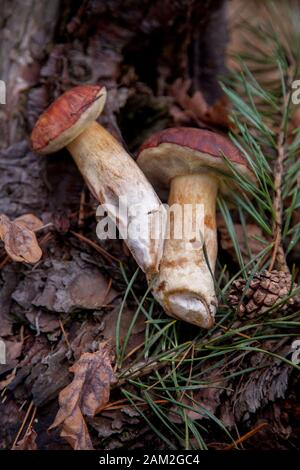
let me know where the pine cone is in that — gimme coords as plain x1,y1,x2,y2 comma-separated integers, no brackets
228,270,296,317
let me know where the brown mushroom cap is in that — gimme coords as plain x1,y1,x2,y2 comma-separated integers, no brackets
137,127,255,197
31,85,107,155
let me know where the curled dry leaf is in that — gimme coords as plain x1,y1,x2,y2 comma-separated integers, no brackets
169,78,231,129
0,214,42,264
13,428,38,450
14,213,44,232
49,343,116,450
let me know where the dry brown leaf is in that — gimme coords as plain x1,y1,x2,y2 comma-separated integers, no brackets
56,406,93,450
0,214,42,264
13,428,38,450
15,213,44,232
169,78,231,129
50,343,116,450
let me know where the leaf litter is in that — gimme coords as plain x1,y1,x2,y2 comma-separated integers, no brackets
49,343,117,450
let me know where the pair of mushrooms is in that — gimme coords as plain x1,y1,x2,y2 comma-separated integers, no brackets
31,85,254,328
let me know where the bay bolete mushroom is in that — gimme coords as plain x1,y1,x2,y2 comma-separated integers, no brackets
137,127,255,328
31,85,166,276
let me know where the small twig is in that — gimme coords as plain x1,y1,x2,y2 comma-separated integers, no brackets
117,358,166,385
224,421,268,450
116,345,196,386
146,343,193,392
38,231,53,248
122,341,145,362
12,405,37,450
101,398,128,409
12,401,34,449
100,398,168,413
180,343,195,403
19,325,24,343
70,230,119,264
34,223,54,233
0,254,10,270
219,324,252,340
269,131,288,271
18,400,28,412
20,405,37,444
26,406,37,431
269,75,291,273
78,187,87,228
102,277,113,305
59,318,71,350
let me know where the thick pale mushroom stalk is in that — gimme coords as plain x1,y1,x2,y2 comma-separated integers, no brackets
30,85,166,276
152,173,218,328
67,122,166,274
137,127,255,328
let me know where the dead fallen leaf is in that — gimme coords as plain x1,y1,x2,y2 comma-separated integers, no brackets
0,214,42,264
169,78,231,129
14,258,118,313
49,343,116,450
14,214,44,232
13,428,38,450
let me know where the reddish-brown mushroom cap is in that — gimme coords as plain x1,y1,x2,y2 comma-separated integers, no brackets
31,85,107,155
137,127,255,196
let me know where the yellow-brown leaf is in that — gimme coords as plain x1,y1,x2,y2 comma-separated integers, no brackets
50,343,116,450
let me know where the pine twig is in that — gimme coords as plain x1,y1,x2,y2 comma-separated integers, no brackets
224,421,268,450
269,74,292,273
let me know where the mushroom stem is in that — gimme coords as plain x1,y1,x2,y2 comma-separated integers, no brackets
152,173,218,328
67,121,166,275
